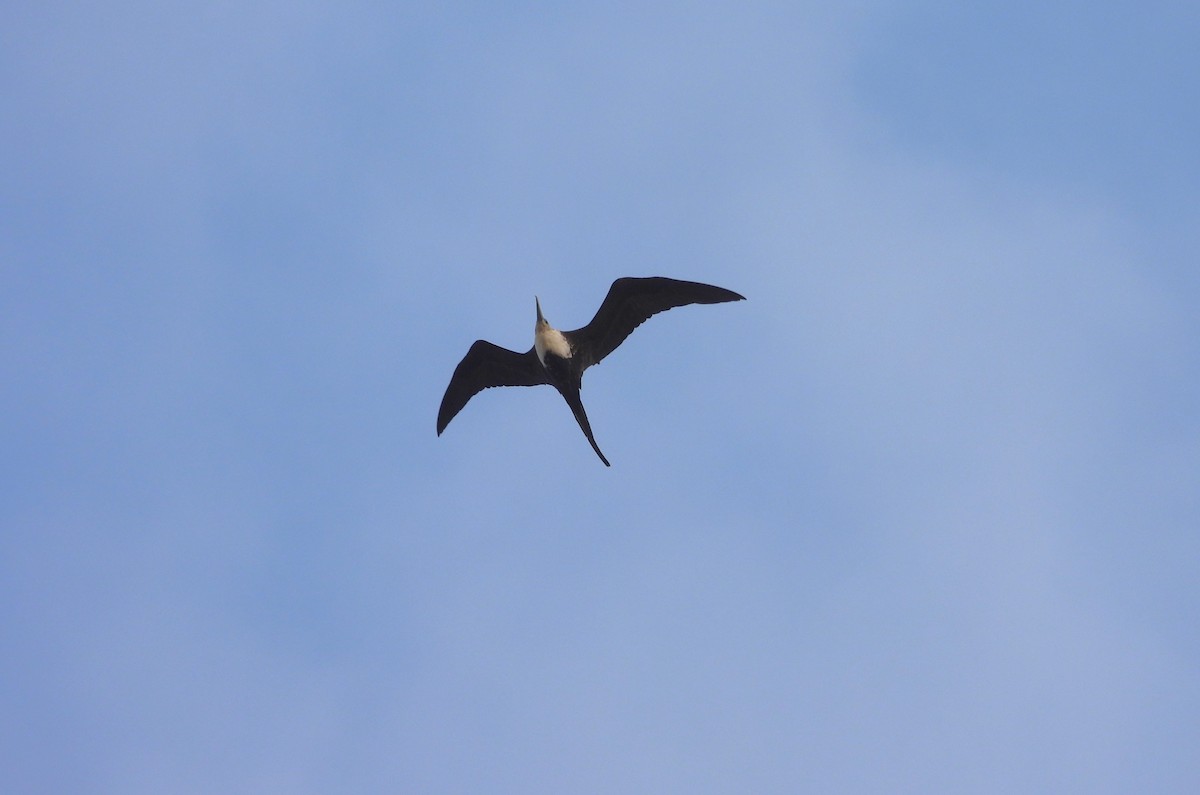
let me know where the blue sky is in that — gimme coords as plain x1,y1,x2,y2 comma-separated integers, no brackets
3,2,1198,792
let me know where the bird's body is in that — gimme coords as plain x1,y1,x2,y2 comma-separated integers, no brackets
437,276,744,466
534,322,572,367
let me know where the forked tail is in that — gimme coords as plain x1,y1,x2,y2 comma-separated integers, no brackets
557,385,611,467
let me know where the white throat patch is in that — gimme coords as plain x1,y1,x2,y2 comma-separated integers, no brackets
535,324,572,365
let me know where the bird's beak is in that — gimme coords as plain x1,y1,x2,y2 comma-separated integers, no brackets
535,296,544,325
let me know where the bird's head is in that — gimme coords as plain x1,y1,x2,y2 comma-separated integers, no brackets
535,296,548,329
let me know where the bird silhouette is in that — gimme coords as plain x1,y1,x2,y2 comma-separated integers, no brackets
437,276,744,466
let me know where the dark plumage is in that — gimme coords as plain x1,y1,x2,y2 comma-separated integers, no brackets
437,276,745,466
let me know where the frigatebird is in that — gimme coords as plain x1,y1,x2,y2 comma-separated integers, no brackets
436,276,745,466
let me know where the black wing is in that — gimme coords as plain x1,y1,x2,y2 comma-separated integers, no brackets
437,341,548,434
565,277,745,369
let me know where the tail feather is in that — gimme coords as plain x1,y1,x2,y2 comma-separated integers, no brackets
557,386,611,467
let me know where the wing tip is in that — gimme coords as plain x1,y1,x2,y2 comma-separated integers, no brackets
638,275,746,303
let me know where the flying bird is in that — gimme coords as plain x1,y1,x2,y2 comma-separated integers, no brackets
437,276,745,466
